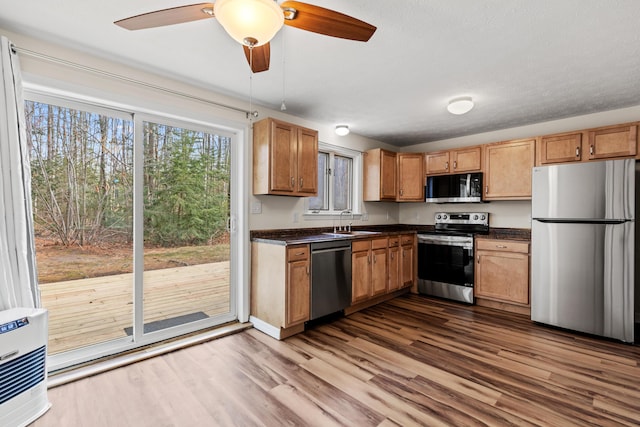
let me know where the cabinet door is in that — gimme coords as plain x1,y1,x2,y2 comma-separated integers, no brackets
452,146,482,172
475,250,529,305
371,247,388,296
484,139,535,200
397,153,425,201
538,133,582,165
425,151,450,175
286,258,310,326
381,150,398,199
588,124,637,160
296,127,318,195
351,250,371,303
400,237,414,288
270,120,297,193
388,245,400,292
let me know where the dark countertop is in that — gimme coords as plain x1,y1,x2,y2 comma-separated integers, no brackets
250,225,530,245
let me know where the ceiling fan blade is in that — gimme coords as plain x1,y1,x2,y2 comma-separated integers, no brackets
281,1,376,42
114,3,215,30
243,43,271,73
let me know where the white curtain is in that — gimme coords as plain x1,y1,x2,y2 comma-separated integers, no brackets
0,36,39,310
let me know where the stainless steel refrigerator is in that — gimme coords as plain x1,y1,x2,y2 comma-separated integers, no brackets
531,158,637,343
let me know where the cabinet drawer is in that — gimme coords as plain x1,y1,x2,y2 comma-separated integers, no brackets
371,237,388,250
476,239,529,254
352,240,371,252
287,245,309,261
388,236,400,247
400,235,414,246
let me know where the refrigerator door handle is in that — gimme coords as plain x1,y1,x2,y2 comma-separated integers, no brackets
534,218,628,225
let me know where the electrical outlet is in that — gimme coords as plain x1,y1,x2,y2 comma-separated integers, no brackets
250,201,262,214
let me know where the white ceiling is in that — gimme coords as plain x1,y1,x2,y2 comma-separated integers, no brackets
1,1,640,147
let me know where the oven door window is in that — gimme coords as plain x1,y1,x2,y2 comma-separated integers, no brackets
418,242,473,286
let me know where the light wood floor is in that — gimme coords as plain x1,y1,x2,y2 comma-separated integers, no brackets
33,294,640,426
40,262,230,354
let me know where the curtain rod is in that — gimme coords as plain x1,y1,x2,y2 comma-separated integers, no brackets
10,44,258,119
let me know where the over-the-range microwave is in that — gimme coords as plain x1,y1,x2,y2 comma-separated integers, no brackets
425,172,483,203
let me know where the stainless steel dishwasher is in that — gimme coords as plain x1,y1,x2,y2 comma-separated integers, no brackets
310,240,352,320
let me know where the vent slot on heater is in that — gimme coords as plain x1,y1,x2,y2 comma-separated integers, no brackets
0,346,46,405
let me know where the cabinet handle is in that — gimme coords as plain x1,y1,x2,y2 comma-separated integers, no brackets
373,255,377,263
453,161,457,170
590,145,594,155
477,255,480,264
295,252,305,256
496,245,507,249
445,161,449,170
291,177,295,188
399,189,403,196
368,255,371,264
390,252,394,260
299,177,303,188
306,266,310,275
575,146,580,157
485,185,489,194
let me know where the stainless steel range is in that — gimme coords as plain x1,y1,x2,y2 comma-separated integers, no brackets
417,212,489,304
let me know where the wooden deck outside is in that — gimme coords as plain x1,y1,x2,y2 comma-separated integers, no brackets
40,262,230,354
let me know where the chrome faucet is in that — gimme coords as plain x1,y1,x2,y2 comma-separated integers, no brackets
339,209,351,232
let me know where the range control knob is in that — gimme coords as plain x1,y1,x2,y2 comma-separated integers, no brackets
473,214,479,220
442,214,448,220
436,214,441,220
481,214,486,220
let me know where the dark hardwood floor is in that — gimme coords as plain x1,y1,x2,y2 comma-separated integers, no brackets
33,294,640,426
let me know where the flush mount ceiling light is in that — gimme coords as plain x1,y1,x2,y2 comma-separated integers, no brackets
447,97,474,115
335,125,350,136
214,0,284,47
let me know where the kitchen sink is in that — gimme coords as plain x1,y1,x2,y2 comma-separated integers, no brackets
322,230,381,237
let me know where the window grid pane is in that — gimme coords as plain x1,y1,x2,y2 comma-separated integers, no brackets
333,155,352,211
308,152,329,210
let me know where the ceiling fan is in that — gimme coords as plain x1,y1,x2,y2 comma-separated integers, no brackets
115,0,376,73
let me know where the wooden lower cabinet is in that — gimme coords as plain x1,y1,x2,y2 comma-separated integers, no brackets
351,240,372,304
351,234,415,305
371,238,389,297
400,234,415,288
251,242,310,339
475,239,530,312
387,236,400,292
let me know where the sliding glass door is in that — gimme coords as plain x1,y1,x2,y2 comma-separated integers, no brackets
25,94,238,369
139,120,232,336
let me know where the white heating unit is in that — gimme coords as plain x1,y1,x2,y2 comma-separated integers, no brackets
0,308,50,427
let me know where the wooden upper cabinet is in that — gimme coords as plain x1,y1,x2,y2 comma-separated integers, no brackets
425,146,482,175
537,122,639,166
363,148,397,201
253,118,318,196
397,153,424,201
425,151,450,175
452,146,482,173
537,132,583,165
484,139,535,200
587,123,637,160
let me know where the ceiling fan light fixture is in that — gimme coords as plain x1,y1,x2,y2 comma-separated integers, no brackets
447,97,474,115
214,0,284,47
335,125,350,136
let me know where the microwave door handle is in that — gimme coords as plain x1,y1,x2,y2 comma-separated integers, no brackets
466,174,471,197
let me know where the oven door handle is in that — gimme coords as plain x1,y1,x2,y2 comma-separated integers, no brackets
418,238,473,249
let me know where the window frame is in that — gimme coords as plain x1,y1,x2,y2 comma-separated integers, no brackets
305,142,363,217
